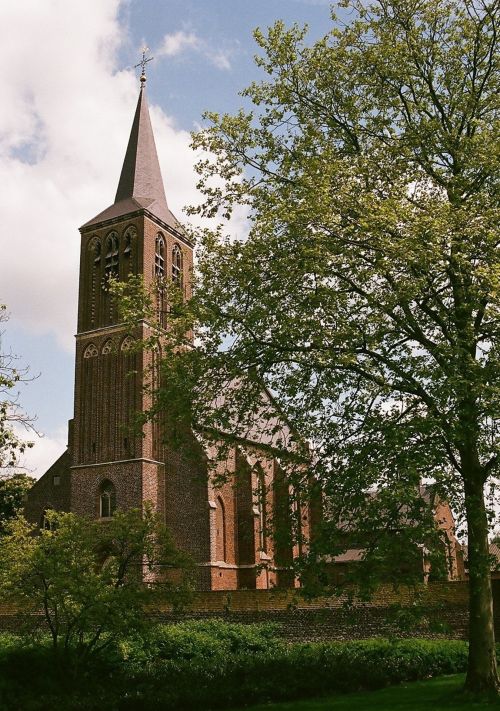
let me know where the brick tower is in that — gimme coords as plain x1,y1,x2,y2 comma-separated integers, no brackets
69,73,192,523
25,74,306,591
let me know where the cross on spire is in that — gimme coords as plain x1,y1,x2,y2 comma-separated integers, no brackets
134,46,153,86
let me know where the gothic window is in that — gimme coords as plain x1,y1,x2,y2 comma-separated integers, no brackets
257,468,267,552
155,234,165,277
172,244,183,287
88,238,101,327
122,226,136,276
103,232,119,289
101,339,114,355
93,240,101,266
215,496,227,562
41,508,54,530
99,480,116,518
83,343,98,358
121,335,135,352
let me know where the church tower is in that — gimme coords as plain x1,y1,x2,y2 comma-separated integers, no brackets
70,72,192,521
25,69,305,591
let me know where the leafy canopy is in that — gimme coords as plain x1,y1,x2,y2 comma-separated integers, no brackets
0,507,193,664
116,0,499,690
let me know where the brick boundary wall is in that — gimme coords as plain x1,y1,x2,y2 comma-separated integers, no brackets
1,581,498,641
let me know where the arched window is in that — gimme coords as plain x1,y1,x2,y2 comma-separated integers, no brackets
257,468,267,552
122,226,136,276
215,496,227,562
101,339,114,355
121,335,135,352
155,234,165,277
41,508,55,530
172,244,183,287
83,343,98,358
86,237,101,328
103,232,119,288
99,480,116,518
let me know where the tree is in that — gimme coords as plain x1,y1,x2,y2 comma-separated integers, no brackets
0,507,193,668
0,472,35,534
0,305,35,472
123,0,499,694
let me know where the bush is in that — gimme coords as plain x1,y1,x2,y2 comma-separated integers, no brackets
0,623,497,711
119,635,471,710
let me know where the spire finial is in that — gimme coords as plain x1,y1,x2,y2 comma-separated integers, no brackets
135,46,153,86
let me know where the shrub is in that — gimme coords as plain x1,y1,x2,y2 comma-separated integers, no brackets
1,624,497,711
116,627,473,710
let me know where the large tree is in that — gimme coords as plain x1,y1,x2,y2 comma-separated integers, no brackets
120,0,499,694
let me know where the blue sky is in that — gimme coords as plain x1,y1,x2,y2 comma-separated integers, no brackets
0,0,337,477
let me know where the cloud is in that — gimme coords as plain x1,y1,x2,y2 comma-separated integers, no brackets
209,51,232,71
158,30,201,57
0,1,248,476
13,424,67,480
0,1,244,356
156,30,235,71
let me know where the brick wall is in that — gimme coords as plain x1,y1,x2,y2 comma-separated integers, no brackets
23,450,71,525
4,582,498,641
145,581,498,642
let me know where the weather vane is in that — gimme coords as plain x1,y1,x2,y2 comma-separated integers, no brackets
135,46,153,85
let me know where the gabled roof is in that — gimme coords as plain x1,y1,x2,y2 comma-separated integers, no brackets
82,83,181,232
464,543,500,572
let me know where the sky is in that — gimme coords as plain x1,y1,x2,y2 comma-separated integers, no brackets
0,0,337,478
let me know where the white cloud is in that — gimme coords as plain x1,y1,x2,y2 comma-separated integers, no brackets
0,1,248,478
156,30,235,71
209,50,232,71
0,1,244,354
158,30,201,57
13,424,67,480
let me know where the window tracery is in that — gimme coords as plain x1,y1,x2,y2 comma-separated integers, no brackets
172,243,183,287
155,234,165,277
83,343,98,358
121,335,135,352
123,226,136,275
99,480,116,518
103,232,119,289
101,339,114,355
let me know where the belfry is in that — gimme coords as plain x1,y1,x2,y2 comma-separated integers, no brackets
25,69,306,590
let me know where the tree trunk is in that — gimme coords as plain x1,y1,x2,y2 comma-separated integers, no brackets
463,475,499,694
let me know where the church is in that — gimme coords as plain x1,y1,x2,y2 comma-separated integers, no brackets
25,71,309,591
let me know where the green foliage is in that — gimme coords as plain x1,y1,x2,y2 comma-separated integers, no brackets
114,0,500,691
0,508,193,665
118,619,281,671
0,473,34,533
0,626,487,711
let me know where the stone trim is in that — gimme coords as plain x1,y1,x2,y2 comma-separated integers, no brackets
71,458,164,469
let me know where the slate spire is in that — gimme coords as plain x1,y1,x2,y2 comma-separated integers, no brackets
114,81,167,207
82,76,179,230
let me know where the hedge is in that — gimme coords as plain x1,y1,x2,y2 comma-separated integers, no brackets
0,622,493,711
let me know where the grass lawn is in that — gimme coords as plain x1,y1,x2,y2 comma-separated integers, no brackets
237,675,500,710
